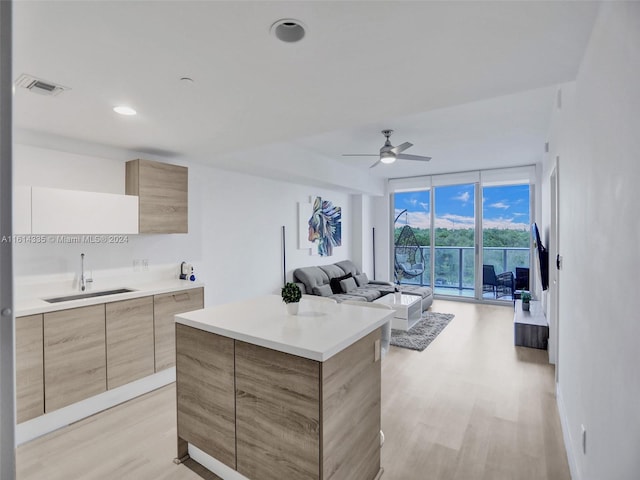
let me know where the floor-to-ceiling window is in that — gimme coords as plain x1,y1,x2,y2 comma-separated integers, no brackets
393,188,431,288
433,183,475,297
390,167,534,302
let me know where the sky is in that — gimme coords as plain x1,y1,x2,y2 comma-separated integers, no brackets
394,184,530,230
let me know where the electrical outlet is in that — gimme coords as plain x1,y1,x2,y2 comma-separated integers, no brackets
133,259,141,272
142,259,149,271
581,425,587,454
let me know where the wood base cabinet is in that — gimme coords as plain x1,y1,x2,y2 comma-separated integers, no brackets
16,314,44,423
176,327,381,480
44,304,106,412
154,288,204,371
106,297,155,389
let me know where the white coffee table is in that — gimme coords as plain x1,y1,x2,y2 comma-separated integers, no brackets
374,293,422,331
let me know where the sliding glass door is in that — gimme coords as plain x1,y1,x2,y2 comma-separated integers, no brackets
481,183,531,300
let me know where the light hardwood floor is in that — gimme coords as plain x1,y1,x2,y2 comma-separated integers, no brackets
380,300,569,480
17,300,569,480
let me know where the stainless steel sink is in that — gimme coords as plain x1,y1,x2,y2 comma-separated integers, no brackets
44,288,136,303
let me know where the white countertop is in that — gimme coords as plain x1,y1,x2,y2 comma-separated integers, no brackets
176,295,393,362
15,279,205,316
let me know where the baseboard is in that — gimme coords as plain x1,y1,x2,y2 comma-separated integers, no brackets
16,368,175,445
556,383,580,480
189,444,249,480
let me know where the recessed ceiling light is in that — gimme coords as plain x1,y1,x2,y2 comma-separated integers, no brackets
270,19,306,43
113,106,137,116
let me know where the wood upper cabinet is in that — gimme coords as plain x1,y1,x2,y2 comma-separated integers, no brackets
44,304,106,412
16,314,44,423
153,288,204,371
126,159,188,233
105,297,155,390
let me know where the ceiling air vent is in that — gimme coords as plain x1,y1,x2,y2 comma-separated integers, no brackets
15,74,69,96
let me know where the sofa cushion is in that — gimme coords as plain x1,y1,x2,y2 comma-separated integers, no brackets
340,277,358,293
354,272,369,287
375,284,396,295
334,260,360,277
350,287,381,302
293,266,329,294
331,294,367,303
319,263,347,279
330,272,352,294
312,284,333,297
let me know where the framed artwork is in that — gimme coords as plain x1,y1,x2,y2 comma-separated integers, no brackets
298,196,342,256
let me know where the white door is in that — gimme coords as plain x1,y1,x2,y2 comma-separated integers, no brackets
549,161,560,378
0,0,16,475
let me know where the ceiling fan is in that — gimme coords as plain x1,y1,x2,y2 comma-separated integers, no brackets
342,129,432,168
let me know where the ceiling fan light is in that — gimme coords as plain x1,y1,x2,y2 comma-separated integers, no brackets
380,152,396,164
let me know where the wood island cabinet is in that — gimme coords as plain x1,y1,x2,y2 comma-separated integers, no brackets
235,341,321,480
176,325,236,469
126,158,188,233
44,304,107,412
153,288,204,371
16,314,44,423
176,306,383,480
106,297,155,389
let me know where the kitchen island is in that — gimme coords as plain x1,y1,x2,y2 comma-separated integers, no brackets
175,295,393,480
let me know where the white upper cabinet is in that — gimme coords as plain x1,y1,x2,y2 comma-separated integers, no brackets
16,187,138,234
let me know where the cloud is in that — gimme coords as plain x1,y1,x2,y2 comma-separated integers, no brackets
407,198,418,206
489,201,510,210
439,213,475,226
396,209,529,231
453,191,470,203
419,202,429,211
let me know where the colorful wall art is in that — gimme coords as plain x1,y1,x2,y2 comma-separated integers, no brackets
299,196,342,256
308,196,342,256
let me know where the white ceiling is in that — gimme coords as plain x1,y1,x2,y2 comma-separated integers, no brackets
13,1,600,191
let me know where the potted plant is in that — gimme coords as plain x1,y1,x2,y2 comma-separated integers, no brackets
282,282,302,315
521,291,531,311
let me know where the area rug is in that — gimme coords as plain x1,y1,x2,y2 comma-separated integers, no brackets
390,312,455,352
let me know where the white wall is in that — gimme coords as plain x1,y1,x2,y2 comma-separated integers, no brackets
372,189,392,283
547,3,640,479
13,143,363,307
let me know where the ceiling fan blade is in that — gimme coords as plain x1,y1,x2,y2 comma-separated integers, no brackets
391,142,413,154
369,159,382,169
342,154,379,157
396,153,432,162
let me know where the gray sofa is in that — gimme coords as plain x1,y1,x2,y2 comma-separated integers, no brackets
293,259,433,311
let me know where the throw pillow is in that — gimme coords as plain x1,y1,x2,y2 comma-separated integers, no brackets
354,273,369,287
329,272,352,294
339,276,358,293
312,284,333,297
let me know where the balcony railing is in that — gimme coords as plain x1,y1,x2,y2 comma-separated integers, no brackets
396,246,529,291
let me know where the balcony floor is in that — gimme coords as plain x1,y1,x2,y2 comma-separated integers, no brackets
406,285,514,302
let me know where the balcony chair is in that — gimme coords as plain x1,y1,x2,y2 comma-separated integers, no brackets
515,267,530,291
482,264,514,300
394,225,425,282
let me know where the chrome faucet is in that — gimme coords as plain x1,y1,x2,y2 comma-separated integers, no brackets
80,253,93,291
